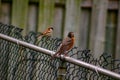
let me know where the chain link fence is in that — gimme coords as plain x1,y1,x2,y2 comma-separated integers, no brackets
0,23,120,80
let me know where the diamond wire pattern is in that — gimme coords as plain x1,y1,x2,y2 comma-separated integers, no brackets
0,23,120,80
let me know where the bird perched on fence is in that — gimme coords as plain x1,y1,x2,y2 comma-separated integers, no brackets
51,32,75,60
37,27,54,39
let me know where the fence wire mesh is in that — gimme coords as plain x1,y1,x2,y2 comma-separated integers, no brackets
0,23,120,80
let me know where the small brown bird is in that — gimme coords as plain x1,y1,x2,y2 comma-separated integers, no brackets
37,27,54,39
51,32,75,60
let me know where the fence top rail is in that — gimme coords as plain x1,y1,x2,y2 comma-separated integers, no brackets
0,33,120,80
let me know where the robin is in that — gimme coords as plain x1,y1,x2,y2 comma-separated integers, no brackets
37,27,54,39
51,32,75,60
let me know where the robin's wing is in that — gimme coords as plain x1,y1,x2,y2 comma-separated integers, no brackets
42,29,49,35
62,37,72,46
56,37,73,52
56,38,71,51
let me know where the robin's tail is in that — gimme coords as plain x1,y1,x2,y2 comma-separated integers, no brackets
37,34,43,39
50,51,60,60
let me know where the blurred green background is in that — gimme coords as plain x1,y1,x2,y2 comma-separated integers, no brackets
0,0,120,59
